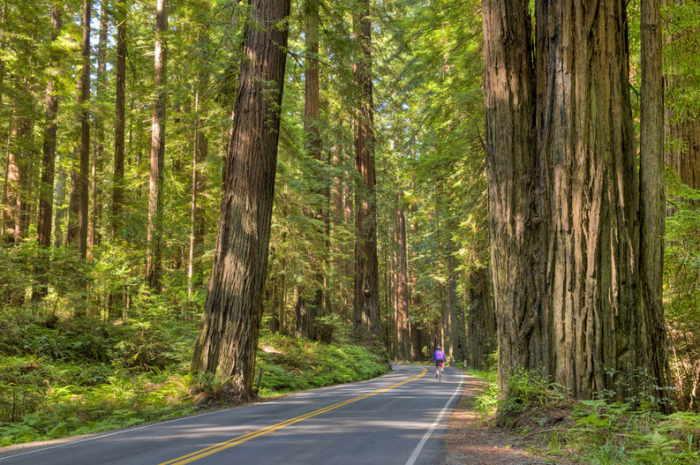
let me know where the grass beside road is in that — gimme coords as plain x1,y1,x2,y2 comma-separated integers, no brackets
0,307,389,447
464,368,700,464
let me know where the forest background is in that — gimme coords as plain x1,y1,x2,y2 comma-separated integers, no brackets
0,0,699,459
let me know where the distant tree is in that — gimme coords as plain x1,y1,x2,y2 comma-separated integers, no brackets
146,0,168,290
77,0,91,258
111,0,126,237
35,4,62,299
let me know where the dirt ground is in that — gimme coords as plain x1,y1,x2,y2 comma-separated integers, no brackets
442,376,579,465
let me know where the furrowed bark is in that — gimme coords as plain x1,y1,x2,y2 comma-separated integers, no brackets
191,0,291,399
353,0,381,343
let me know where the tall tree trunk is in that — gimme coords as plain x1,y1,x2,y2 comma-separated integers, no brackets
640,0,671,408
88,0,108,260
664,1,700,190
353,0,381,343
191,0,291,398
445,225,464,363
482,0,544,397
1,129,9,242
303,0,327,323
0,2,6,241
187,90,207,295
146,0,168,290
535,0,644,399
112,0,127,237
394,190,410,360
483,0,667,399
53,163,66,247
4,114,19,243
35,5,62,299
77,0,91,258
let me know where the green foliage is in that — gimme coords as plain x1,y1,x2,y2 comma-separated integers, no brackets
471,368,700,464
256,333,388,396
0,304,388,447
502,369,568,415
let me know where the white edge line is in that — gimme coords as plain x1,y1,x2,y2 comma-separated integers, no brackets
404,372,464,465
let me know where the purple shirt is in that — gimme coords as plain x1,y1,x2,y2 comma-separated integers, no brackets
433,350,446,362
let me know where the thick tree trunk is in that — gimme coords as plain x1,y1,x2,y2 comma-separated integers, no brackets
112,0,127,237
483,0,667,399
145,0,168,290
640,0,671,408
35,6,62,299
353,0,381,343
191,0,291,399
482,0,544,396
535,0,645,399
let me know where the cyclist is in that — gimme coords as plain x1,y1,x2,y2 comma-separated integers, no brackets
433,346,446,378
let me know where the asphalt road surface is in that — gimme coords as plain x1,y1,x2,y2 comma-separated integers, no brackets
0,364,464,465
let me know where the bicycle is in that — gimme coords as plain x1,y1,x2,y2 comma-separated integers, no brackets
437,361,444,382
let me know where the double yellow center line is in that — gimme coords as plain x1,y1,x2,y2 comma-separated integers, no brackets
160,368,427,465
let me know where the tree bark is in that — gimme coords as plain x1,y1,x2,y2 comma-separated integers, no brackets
445,225,464,363
188,90,207,296
482,0,666,399
394,190,410,360
353,0,381,343
35,5,62,299
482,0,544,396
77,0,91,258
88,0,109,259
304,0,326,323
188,6,210,296
640,0,671,408
112,0,127,237
146,0,168,290
465,268,496,369
191,0,291,398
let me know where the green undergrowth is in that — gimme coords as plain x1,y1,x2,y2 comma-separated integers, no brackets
469,368,700,464
256,334,389,396
0,307,389,447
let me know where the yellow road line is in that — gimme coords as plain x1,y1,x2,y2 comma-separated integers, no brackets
160,368,428,465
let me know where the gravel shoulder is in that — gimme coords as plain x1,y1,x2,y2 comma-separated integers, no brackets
442,375,577,465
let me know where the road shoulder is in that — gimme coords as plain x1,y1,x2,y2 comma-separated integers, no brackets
442,374,550,465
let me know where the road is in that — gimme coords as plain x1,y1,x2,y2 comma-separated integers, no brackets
0,365,464,465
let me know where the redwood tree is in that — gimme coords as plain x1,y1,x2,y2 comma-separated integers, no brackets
353,0,381,343
111,0,126,237
482,0,670,399
35,4,62,298
191,0,291,398
146,0,168,290
77,0,91,258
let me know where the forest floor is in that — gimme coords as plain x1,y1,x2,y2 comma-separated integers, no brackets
442,375,578,465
